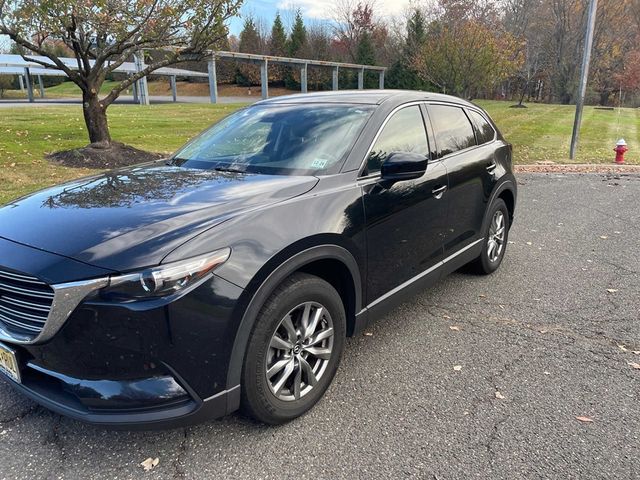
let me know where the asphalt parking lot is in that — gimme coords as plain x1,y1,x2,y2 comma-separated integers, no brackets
0,173,638,479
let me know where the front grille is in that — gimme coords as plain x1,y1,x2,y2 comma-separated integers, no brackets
0,268,54,338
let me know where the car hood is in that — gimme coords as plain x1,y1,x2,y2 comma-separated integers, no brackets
0,163,318,272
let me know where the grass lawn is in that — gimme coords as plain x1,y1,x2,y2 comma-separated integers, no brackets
0,100,638,204
476,100,639,165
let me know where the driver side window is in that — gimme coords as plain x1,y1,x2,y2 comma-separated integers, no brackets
366,106,429,175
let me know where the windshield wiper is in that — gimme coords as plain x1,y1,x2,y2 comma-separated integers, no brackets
213,166,248,174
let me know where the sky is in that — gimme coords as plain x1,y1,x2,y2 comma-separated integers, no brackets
228,0,413,35
0,0,413,50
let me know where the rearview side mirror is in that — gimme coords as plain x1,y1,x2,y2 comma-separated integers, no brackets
380,152,428,182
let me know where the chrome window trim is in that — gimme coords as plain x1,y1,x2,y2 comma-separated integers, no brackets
0,277,109,345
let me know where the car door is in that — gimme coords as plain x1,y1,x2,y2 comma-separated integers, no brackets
361,104,448,305
426,104,497,256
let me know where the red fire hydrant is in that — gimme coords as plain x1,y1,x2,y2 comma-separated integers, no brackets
614,139,628,164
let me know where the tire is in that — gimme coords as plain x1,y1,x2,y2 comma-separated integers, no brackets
469,198,510,275
241,272,346,424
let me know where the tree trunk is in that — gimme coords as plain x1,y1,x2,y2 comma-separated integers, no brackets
82,90,111,145
599,91,610,106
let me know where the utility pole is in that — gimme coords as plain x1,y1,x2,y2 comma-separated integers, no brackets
569,0,598,159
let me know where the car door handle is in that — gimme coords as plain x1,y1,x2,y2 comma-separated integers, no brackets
432,185,447,199
486,161,497,173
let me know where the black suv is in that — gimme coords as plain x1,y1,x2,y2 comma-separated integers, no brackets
0,90,516,427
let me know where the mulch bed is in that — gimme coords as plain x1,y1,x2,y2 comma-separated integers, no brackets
47,142,163,169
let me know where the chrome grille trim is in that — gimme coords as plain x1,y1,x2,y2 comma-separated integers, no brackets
0,312,43,333
0,270,49,284
0,281,55,299
0,303,48,323
0,267,109,344
0,296,51,312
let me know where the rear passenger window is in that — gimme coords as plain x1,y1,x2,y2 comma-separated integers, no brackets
467,110,496,145
366,106,428,175
428,105,476,157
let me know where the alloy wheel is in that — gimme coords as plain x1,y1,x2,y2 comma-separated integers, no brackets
265,301,334,402
487,210,505,263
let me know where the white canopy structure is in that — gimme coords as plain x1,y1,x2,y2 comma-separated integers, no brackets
0,51,386,104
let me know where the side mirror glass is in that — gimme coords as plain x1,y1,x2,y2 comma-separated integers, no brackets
380,152,428,181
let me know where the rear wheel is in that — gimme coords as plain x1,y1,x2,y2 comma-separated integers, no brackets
241,273,345,424
470,198,510,275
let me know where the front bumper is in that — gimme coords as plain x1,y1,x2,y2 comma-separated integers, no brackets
2,368,240,429
0,237,246,428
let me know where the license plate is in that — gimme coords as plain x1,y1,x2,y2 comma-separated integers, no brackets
0,342,21,383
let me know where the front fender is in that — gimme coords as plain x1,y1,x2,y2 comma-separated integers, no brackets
224,243,362,393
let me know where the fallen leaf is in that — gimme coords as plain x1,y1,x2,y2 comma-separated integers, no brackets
495,391,505,400
632,351,640,355
539,329,548,334
526,242,532,245
618,344,628,352
606,289,618,293
443,314,451,319
543,371,551,375
628,362,640,370
478,294,486,298
140,458,159,471
576,416,593,423
364,332,373,337
453,365,462,371
599,236,608,239
449,325,461,331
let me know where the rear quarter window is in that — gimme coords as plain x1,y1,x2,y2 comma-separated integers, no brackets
467,109,496,145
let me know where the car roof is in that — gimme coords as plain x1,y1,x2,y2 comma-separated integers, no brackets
255,89,477,108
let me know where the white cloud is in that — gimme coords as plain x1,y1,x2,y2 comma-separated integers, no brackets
277,0,412,22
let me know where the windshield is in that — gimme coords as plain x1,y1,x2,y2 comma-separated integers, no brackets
171,104,374,175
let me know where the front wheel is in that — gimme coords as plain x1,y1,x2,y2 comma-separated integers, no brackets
470,198,510,275
241,273,346,424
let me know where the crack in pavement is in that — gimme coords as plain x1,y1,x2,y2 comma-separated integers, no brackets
172,427,190,478
0,405,40,426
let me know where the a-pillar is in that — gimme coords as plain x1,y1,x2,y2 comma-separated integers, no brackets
379,70,385,89
357,68,364,90
332,66,339,91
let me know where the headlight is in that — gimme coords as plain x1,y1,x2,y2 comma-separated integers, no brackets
100,248,230,301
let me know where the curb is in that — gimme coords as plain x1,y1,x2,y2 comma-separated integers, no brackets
514,164,640,174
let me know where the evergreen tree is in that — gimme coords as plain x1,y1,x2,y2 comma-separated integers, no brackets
405,9,427,56
239,17,260,53
288,10,307,57
285,10,307,89
356,31,376,65
237,17,261,86
356,31,377,88
386,8,432,91
269,12,287,56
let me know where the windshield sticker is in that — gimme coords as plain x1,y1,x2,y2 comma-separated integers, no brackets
311,158,328,169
